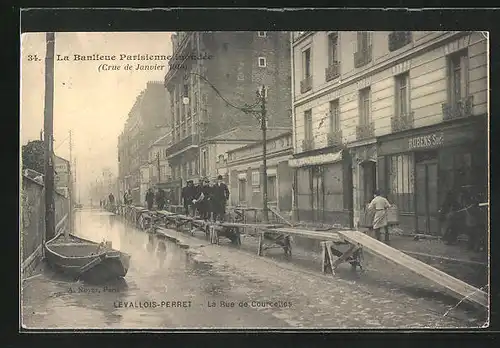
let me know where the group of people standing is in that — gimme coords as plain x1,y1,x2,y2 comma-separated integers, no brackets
182,175,230,222
100,192,115,211
145,187,171,211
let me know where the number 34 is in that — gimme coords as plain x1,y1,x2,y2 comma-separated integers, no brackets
27,54,40,61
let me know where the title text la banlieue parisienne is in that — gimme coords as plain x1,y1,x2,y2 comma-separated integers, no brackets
56,53,213,71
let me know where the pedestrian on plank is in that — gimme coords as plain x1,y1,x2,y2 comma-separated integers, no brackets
145,188,155,211
368,189,392,243
212,175,230,222
156,188,166,211
108,192,115,211
193,178,212,221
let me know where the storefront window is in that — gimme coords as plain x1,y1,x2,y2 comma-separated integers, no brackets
388,154,414,212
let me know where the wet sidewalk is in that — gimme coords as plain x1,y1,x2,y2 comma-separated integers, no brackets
155,227,487,328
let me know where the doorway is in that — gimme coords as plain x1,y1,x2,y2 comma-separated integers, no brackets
311,166,325,221
415,151,439,235
361,161,377,208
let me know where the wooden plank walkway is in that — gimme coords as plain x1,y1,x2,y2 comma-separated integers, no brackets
268,227,346,243
267,227,488,308
336,230,488,308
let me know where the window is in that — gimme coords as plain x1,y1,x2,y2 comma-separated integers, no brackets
302,48,311,78
267,175,277,202
328,33,339,65
395,73,410,116
252,171,260,186
258,57,267,67
357,31,370,52
329,100,340,132
388,31,412,51
258,31,267,37
354,32,372,68
388,154,415,213
359,87,371,125
304,109,313,141
448,50,469,105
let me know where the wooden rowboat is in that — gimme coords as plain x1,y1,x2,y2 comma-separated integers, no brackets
44,232,131,282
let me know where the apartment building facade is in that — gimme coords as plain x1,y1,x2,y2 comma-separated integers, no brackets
117,81,168,204
291,31,488,234
163,31,292,195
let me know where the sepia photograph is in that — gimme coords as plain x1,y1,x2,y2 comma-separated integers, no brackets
20,30,489,330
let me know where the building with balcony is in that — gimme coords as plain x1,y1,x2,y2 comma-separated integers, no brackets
215,128,293,212
164,31,292,195
117,81,168,204
291,31,488,233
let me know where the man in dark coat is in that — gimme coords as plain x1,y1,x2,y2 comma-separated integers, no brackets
194,179,212,220
182,180,196,216
145,188,155,210
156,188,166,211
212,175,230,222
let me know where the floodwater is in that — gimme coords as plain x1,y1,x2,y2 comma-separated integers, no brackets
21,209,287,329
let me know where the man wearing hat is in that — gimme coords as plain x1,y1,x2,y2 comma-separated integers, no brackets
182,180,196,216
193,178,213,220
212,175,230,222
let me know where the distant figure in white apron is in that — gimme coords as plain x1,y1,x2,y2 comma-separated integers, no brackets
368,189,391,243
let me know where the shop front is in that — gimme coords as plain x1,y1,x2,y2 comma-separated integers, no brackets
377,116,487,235
290,149,353,227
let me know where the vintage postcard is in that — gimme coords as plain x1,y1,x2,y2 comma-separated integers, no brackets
20,30,489,330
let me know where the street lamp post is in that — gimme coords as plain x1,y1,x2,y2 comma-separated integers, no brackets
156,152,161,185
259,86,269,223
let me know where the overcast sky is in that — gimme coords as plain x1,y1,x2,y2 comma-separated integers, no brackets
20,32,172,200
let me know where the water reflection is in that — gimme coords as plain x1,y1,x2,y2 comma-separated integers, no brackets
156,240,167,268
24,210,237,328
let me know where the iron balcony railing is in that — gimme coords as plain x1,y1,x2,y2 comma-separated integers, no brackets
388,31,412,52
300,75,312,93
327,129,343,147
356,121,375,140
302,138,314,151
325,61,340,82
165,133,200,157
354,45,373,68
442,95,474,121
391,111,414,132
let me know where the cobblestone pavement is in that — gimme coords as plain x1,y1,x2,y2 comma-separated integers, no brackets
166,228,488,328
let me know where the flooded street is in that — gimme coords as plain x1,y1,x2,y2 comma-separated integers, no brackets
22,210,482,329
21,210,287,329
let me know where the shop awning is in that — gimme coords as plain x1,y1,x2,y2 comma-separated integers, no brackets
288,150,342,168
